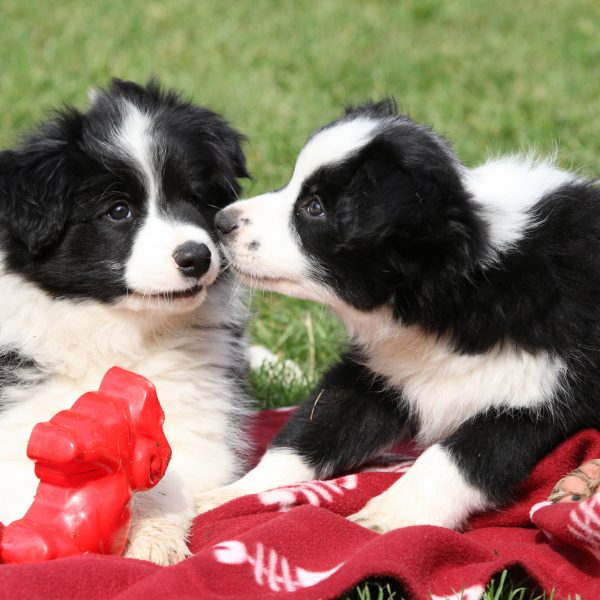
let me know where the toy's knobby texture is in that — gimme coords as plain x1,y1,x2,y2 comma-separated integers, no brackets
0,367,171,563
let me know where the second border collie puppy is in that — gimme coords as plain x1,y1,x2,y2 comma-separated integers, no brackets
0,79,250,563
198,99,600,532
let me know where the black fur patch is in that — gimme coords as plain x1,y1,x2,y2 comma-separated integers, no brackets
272,354,408,477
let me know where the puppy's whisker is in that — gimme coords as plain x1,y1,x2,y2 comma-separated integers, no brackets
224,178,240,201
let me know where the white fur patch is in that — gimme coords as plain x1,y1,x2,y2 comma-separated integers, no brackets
349,444,489,531
465,156,577,256
235,449,315,491
293,117,380,186
335,304,565,444
116,102,159,204
0,460,40,524
125,468,195,565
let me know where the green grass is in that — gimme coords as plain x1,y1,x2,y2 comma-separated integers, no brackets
1,1,598,408
1,0,599,178
0,1,597,597
345,569,581,600
249,293,344,406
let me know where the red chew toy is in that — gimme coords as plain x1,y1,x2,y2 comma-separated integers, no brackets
0,367,171,563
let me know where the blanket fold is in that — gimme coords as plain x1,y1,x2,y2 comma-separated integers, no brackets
1,408,599,599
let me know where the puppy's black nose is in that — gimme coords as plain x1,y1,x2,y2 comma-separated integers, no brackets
215,209,239,236
173,242,212,278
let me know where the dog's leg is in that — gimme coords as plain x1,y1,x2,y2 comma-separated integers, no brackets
193,447,315,513
195,355,406,513
125,468,194,565
349,408,567,532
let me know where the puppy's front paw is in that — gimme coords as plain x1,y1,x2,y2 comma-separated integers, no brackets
348,494,411,534
349,445,489,533
125,518,192,566
194,485,245,514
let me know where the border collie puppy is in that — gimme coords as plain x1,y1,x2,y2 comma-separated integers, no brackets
198,99,600,532
0,79,250,563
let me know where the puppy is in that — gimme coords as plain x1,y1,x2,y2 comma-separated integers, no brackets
0,79,250,563
197,99,600,532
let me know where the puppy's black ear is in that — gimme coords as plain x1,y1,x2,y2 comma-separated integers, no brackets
219,126,250,181
336,127,485,278
203,118,249,207
233,138,250,181
0,107,84,255
0,138,74,255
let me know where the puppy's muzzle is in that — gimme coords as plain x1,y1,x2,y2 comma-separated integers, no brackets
215,209,241,238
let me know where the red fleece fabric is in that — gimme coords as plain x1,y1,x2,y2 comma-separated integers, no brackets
1,408,599,600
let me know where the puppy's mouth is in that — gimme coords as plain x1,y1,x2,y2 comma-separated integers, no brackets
231,266,326,305
129,284,204,301
221,246,301,289
230,265,295,288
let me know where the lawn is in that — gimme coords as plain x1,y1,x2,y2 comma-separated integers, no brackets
0,1,597,597
4,0,597,405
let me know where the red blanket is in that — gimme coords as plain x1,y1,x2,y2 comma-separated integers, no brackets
1,408,599,599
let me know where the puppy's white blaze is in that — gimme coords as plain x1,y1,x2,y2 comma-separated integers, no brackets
291,117,379,187
115,103,222,305
124,213,220,295
336,306,565,444
465,156,577,255
352,445,488,530
116,102,159,207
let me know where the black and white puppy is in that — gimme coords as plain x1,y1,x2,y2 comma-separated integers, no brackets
0,79,250,563
198,99,600,532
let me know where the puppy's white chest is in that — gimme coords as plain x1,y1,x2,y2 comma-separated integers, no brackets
357,323,565,443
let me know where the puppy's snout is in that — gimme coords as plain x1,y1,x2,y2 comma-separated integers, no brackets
215,209,240,237
173,242,212,279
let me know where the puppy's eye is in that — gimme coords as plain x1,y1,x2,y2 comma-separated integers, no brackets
305,197,324,217
106,202,132,222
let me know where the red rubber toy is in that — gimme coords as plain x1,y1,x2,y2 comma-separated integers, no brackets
0,367,171,563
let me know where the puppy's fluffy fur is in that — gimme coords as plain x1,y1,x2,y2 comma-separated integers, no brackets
200,99,600,532
0,79,250,563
